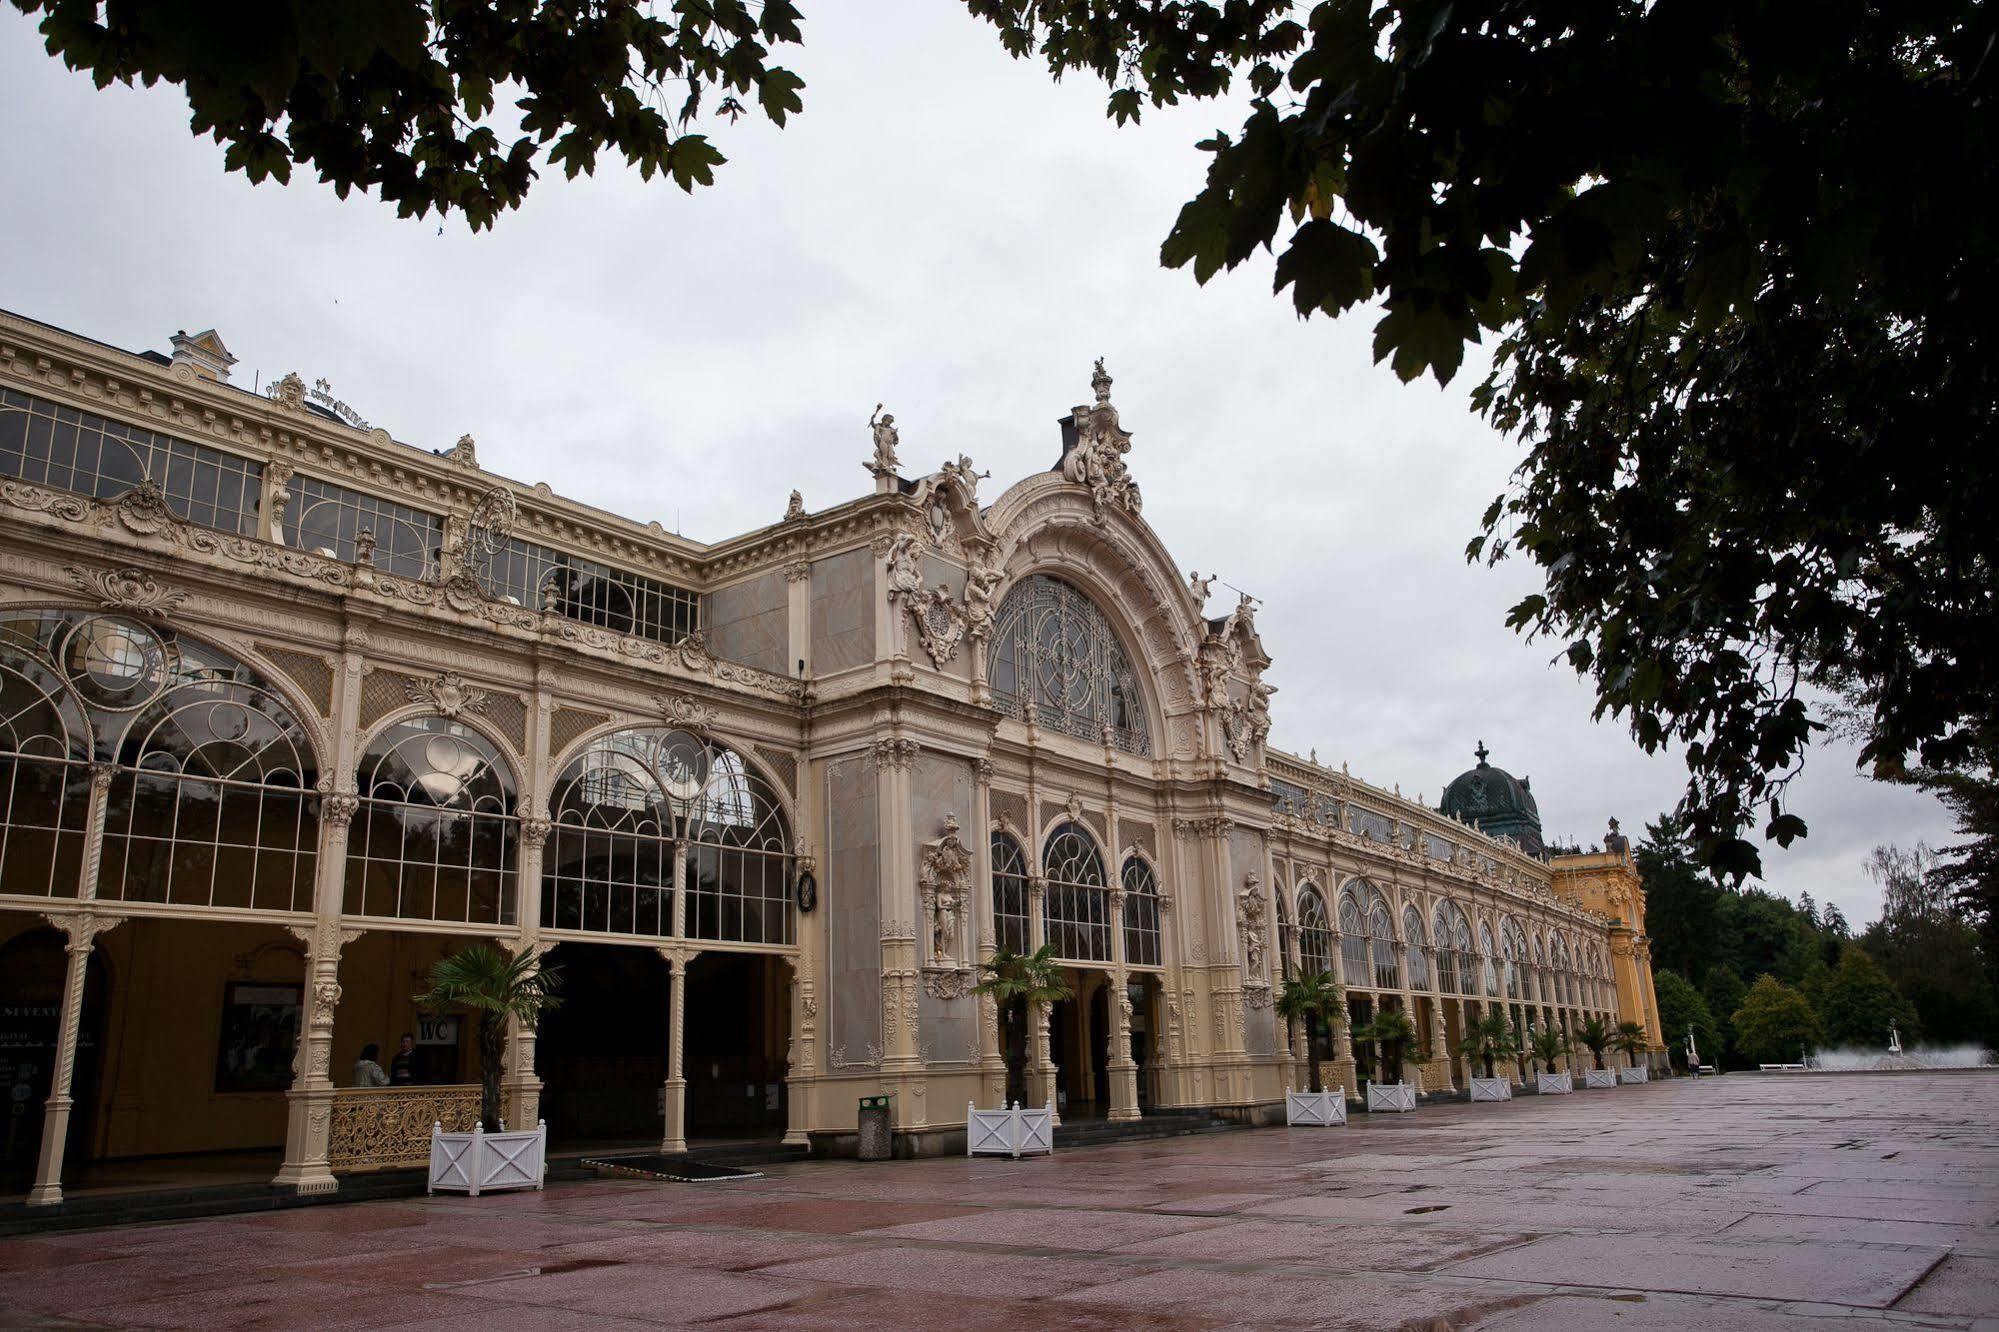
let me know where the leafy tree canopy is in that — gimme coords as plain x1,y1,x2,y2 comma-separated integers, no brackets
1860,843,1999,1046
1817,946,1919,1049
13,0,807,228
1730,974,1822,1065
971,0,1998,880
1652,968,1717,1070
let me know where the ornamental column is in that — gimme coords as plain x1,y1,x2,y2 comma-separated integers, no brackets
273,788,363,1193
26,907,121,1206
504,812,553,1129
1026,871,1058,1120
1327,916,1358,1100
1105,886,1140,1123
973,759,1007,1105
657,944,700,1154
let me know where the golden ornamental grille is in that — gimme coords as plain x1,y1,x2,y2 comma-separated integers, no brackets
328,1085,480,1171
359,669,417,729
548,705,612,759
484,692,529,754
258,646,335,716
754,744,798,797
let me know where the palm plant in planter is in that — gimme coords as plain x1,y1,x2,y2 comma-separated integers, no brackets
418,944,563,1132
1613,1020,1651,1082
1575,1015,1619,1087
1460,1010,1518,1101
1275,970,1344,1094
972,944,1071,1106
1527,1024,1574,1093
1354,1007,1419,1111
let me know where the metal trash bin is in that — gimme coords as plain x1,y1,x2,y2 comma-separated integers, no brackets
857,1095,892,1161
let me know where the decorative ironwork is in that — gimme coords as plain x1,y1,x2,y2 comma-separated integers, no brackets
1121,855,1161,967
991,830,1030,954
329,1085,480,1171
989,576,1150,755
1042,821,1109,962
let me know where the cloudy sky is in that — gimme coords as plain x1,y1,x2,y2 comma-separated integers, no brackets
0,7,1953,924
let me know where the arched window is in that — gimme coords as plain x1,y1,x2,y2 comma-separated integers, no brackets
544,729,672,936
1297,885,1332,975
0,612,97,898
990,576,1150,755
1500,920,1527,1000
347,716,515,925
1432,904,1456,994
1338,890,1368,984
1450,905,1476,996
1479,922,1499,996
1042,821,1109,962
991,830,1030,954
1367,888,1399,991
682,742,793,945
0,612,323,912
1403,905,1431,990
1121,855,1161,967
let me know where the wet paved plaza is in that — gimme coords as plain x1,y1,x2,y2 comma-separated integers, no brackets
2,1072,1995,1330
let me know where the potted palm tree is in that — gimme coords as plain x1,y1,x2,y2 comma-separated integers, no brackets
1528,1024,1574,1094
1576,1015,1618,1088
968,945,1071,1154
1356,1007,1419,1113
1276,970,1346,1125
1613,1020,1651,1083
1461,1010,1518,1101
418,943,562,1195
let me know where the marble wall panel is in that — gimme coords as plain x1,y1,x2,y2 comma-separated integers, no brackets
826,755,881,1064
810,549,875,676
706,570,789,675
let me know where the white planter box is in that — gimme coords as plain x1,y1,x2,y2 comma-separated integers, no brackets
1365,1082,1417,1113
1285,1089,1348,1126
1536,1072,1574,1095
428,1121,545,1196
1468,1077,1513,1102
1618,1065,1650,1085
966,1102,1055,1157
1584,1069,1617,1089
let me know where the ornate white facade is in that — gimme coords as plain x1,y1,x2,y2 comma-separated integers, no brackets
0,310,1662,1202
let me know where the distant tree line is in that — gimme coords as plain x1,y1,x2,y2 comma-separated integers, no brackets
1641,816,1998,1070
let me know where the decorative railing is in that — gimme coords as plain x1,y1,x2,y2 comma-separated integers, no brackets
329,1085,480,1172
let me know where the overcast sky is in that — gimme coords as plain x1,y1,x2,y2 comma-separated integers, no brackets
0,7,1954,926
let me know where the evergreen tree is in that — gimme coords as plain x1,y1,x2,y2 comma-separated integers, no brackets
1860,844,1999,1046
1731,975,1823,1065
1652,970,1718,1072
1818,948,1920,1049
1634,814,1719,981
1702,966,1750,1068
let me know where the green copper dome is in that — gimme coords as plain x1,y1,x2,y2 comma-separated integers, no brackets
1439,741,1546,859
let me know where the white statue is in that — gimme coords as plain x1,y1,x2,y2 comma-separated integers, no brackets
868,404,900,476
1188,570,1214,603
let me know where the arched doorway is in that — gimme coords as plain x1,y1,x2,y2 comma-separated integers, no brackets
0,926,108,1192
535,942,667,1148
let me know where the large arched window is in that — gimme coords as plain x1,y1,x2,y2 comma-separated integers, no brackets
1500,919,1528,1000
1531,934,1548,1003
0,613,97,898
1297,884,1332,976
1338,891,1368,983
1042,821,1109,962
1432,904,1456,994
1447,903,1476,996
1121,855,1161,967
990,576,1150,755
1403,906,1431,990
1479,922,1499,996
541,727,793,945
347,716,516,925
991,830,1030,954
0,610,320,911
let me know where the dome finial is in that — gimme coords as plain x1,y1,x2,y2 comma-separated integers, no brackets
1474,739,1490,766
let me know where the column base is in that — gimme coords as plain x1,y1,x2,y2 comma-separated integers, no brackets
270,1166,341,1196
660,1075,688,1155
24,1183,64,1207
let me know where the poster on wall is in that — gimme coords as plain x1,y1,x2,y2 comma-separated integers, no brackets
213,982,302,1093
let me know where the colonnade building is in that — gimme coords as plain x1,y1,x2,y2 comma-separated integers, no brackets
0,310,1664,1203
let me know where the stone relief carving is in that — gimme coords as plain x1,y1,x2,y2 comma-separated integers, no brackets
65,565,189,615
657,693,717,729
268,372,307,411
906,583,968,668
873,737,919,770
1238,870,1270,990
444,434,479,468
1060,359,1141,524
918,813,973,969
405,672,490,719
784,489,807,522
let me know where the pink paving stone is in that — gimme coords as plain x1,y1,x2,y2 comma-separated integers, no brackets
662,1197,981,1235
1052,1264,1505,1329
1892,1253,1999,1317
85,1276,492,1330
855,1205,1230,1250
1442,1233,1945,1307
757,1243,1137,1299
707,1286,1228,1331
1468,1292,1919,1330
1112,1218,1534,1271
449,1262,825,1323
1718,1210,1988,1253
538,1228,851,1271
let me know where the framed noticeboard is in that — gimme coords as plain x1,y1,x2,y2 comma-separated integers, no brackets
213,982,302,1093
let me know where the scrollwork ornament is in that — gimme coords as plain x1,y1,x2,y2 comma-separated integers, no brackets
406,671,490,719
67,564,189,616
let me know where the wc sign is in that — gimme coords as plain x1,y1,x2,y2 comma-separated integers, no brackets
416,1014,460,1046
